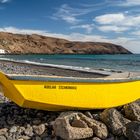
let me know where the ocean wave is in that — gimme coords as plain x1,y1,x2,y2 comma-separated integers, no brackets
0,58,112,75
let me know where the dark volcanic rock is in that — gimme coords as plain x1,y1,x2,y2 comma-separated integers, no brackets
100,108,130,136
124,99,140,121
126,121,140,140
0,32,131,54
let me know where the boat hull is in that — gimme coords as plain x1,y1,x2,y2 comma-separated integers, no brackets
1,75,140,110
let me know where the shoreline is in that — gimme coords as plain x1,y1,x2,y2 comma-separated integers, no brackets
0,60,108,78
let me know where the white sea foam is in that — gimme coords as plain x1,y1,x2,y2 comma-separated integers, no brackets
0,58,112,75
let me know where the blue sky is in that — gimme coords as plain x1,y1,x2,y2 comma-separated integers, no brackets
0,0,140,53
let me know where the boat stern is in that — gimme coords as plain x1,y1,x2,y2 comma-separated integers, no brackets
0,71,25,106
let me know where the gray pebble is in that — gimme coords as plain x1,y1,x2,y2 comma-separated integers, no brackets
0,136,6,140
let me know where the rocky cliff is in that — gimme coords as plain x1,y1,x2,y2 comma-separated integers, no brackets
0,32,132,54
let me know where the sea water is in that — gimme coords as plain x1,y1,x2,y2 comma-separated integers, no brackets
0,54,140,72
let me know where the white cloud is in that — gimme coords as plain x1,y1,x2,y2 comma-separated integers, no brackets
70,24,94,33
0,27,48,35
131,30,140,35
95,13,140,27
0,26,140,53
98,25,129,32
95,13,125,25
111,37,140,53
65,33,108,42
120,0,140,6
94,12,140,33
124,16,140,26
0,0,10,3
0,26,107,42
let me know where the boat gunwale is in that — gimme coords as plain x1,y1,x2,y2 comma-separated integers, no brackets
6,74,140,83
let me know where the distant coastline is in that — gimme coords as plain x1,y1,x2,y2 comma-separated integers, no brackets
0,32,132,54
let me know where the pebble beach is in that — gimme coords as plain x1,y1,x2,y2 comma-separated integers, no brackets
0,60,140,140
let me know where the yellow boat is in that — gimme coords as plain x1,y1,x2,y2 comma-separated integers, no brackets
0,71,140,111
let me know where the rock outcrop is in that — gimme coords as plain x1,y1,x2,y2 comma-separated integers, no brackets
126,121,140,140
0,32,132,54
53,112,108,140
100,108,131,136
0,92,140,139
53,112,93,140
124,99,140,121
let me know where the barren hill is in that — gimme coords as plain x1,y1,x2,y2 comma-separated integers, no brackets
0,32,132,54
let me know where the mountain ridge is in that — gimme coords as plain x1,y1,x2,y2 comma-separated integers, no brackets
0,32,132,54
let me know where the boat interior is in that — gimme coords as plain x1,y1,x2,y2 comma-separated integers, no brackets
6,71,140,83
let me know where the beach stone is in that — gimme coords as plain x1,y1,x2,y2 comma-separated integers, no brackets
6,136,13,140
24,125,34,137
6,117,15,125
9,133,18,140
124,99,140,121
9,126,18,133
18,135,31,140
0,128,8,135
92,113,100,121
100,108,130,136
40,133,51,140
105,133,115,140
71,118,88,128
53,112,93,140
84,111,93,119
79,113,108,139
36,112,44,117
0,116,7,127
32,119,42,125
18,127,26,134
92,137,101,140
32,136,42,140
33,124,46,135
118,137,127,140
115,136,124,140
0,136,6,140
135,99,140,105
126,121,140,140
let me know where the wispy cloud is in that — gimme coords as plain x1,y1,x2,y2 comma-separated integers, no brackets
97,25,129,33
119,0,140,6
131,30,140,36
0,26,107,42
0,0,11,10
52,1,122,26
59,16,79,24
70,24,94,33
0,27,49,35
0,0,10,3
105,0,140,7
94,12,140,33
52,4,94,24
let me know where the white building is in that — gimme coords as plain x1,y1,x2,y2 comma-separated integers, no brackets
0,49,5,54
